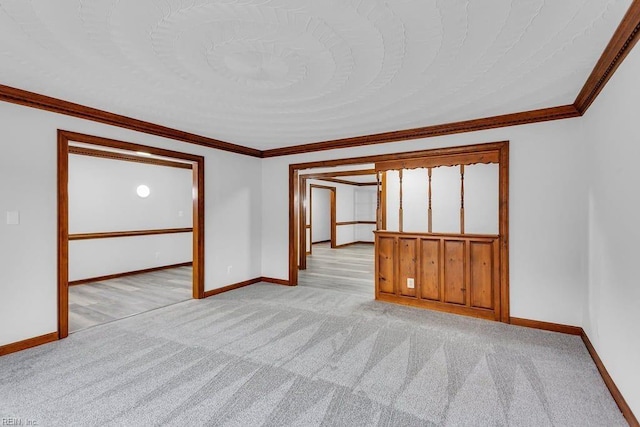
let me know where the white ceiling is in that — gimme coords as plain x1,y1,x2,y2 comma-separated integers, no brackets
0,1,631,150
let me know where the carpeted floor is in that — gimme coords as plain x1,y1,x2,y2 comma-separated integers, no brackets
0,282,625,426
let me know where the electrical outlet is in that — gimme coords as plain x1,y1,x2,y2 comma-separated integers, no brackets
407,278,415,289
227,265,232,275
155,252,161,260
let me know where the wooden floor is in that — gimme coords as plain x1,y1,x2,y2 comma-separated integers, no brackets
68,266,192,333
298,242,374,297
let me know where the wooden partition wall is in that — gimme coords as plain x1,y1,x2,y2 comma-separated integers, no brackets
374,142,509,322
376,231,500,320
289,141,508,321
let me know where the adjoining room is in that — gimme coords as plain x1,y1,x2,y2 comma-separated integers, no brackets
66,143,195,332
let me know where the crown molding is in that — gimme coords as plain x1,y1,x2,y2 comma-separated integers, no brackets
261,105,579,157
574,1,640,114
0,84,261,158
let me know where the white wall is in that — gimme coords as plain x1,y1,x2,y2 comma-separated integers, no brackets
307,179,357,246
385,170,400,232
355,187,376,242
69,155,193,232
69,234,192,281
0,101,262,347
310,186,331,243
465,164,499,235
68,155,192,281
582,43,640,416
262,118,588,327
334,182,356,246
384,164,498,235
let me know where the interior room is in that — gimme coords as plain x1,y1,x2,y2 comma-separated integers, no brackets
0,1,639,425
66,143,195,332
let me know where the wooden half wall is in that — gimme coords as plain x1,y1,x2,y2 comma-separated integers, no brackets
372,140,509,322
376,231,501,321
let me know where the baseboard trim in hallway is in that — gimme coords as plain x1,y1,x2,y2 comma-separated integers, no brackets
260,276,291,286
69,262,193,286
0,332,58,356
203,277,263,298
510,317,582,335
203,276,291,298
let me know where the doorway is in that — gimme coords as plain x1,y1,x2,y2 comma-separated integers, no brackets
299,169,378,270
57,130,205,339
309,184,336,249
297,170,378,296
289,141,510,322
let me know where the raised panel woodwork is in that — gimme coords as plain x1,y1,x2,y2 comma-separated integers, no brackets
398,238,417,297
378,236,395,294
420,239,440,301
443,240,466,305
469,241,493,310
375,231,501,321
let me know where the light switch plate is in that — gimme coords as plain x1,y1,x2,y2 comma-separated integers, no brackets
6,211,20,225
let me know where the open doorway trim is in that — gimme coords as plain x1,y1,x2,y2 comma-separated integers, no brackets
57,130,205,339
299,172,375,269
309,183,337,249
288,140,509,322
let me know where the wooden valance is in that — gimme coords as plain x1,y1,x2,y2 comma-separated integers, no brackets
375,150,499,172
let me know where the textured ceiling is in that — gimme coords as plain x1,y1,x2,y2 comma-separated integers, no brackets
0,0,631,150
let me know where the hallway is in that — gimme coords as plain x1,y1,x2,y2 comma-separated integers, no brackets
298,242,374,297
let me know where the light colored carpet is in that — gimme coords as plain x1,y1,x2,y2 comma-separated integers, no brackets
0,283,625,426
